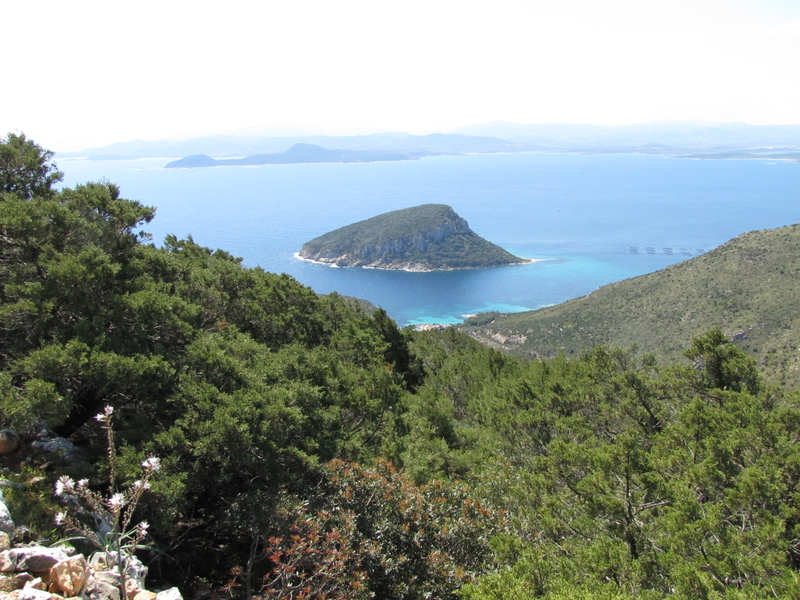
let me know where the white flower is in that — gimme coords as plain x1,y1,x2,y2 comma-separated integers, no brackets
77,479,89,489
132,479,151,491
55,476,75,496
141,456,161,472
108,493,126,508
137,521,150,533
95,405,114,421
54,512,67,526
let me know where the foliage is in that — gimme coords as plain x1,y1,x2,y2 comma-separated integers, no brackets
261,507,372,600
264,459,501,600
0,132,63,199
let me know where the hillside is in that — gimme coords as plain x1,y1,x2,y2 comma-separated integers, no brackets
459,223,800,388
299,204,528,271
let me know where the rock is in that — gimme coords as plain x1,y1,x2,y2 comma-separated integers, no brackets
29,438,82,463
48,556,88,597
0,496,15,537
87,554,112,572
4,547,70,573
22,579,44,591
87,554,146,592
131,592,156,600
0,552,14,573
16,589,52,600
154,588,182,600
91,571,120,588
123,557,147,591
85,579,119,600
0,432,19,456
0,534,9,553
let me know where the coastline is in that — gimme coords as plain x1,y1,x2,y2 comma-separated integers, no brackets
294,252,548,272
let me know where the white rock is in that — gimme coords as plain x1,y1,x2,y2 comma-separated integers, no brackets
123,556,147,591
17,588,51,600
155,587,182,600
0,495,14,537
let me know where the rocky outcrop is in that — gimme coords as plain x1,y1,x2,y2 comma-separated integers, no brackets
0,541,180,600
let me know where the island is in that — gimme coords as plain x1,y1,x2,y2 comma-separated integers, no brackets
299,204,530,271
165,143,422,168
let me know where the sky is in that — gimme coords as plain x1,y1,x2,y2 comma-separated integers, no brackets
2,0,799,152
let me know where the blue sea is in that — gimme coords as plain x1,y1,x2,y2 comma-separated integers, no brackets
58,153,800,327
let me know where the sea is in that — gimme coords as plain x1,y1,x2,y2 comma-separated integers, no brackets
58,152,800,327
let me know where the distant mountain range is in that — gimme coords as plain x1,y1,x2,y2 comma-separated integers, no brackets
458,223,800,389
58,132,525,161
451,121,800,153
57,122,800,163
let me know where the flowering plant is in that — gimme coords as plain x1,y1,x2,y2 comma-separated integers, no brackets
54,406,160,597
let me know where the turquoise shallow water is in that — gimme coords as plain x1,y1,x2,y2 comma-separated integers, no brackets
58,152,800,326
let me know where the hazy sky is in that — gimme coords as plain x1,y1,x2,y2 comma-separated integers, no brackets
3,0,799,151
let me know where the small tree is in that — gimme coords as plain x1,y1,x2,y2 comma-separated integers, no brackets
0,132,63,199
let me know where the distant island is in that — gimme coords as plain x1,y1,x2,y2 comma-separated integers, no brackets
299,204,530,271
165,143,424,168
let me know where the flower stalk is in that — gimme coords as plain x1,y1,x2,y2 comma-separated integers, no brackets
55,406,160,599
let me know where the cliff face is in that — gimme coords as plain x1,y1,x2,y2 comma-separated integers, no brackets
299,204,527,271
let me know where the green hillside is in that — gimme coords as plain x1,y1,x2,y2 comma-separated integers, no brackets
460,223,800,388
300,204,526,270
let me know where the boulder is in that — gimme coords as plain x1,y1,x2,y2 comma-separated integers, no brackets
0,432,19,456
154,588,182,600
0,534,10,553
0,493,15,537
21,579,44,591
0,552,14,573
48,556,88,597
16,589,52,600
29,438,81,463
91,571,120,589
84,578,120,600
131,591,156,600
3,548,70,573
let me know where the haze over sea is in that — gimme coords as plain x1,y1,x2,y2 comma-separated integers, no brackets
60,152,800,327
